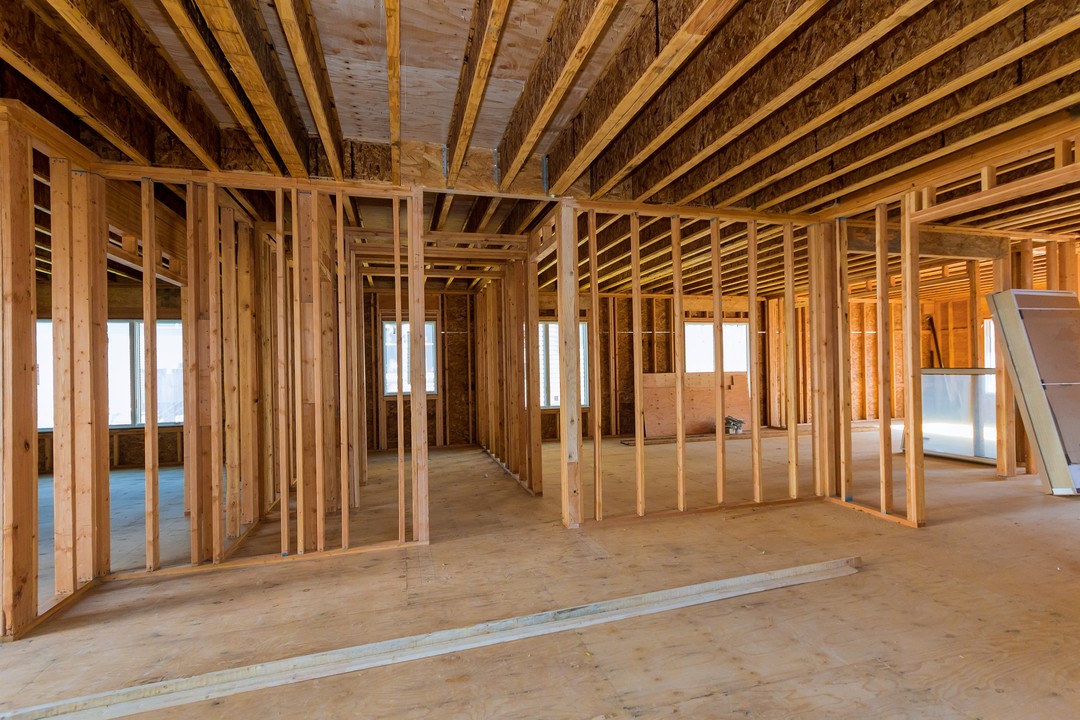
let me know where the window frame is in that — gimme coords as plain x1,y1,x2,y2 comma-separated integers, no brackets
682,320,751,374
538,320,589,410
381,318,438,397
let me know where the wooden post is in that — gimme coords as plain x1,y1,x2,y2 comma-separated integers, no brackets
141,179,160,571
49,158,77,595
587,211,603,519
183,183,208,563
354,253,368,496
747,221,763,502
310,196,327,551
392,196,405,542
0,120,37,636
671,217,686,511
525,236,543,495
336,194,350,548
710,220,726,503
236,223,260,529
407,191,429,542
836,220,853,501
901,192,925,526
207,186,226,561
993,254,1017,477
875,205,894,513
557,202,583,528
967,260,980,368
631,213,646,516
783,223,798,498
808,222,838,497
273,189,291,554
220,208,241,540
293,191,317,552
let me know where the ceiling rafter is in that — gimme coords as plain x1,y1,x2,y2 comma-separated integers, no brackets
544,0,740,196
588,0,827,198
622,0,936,202
157,0,280,174
275,0,344,181
38,0,224,168
384,0,401,185
0,0,156,163
495,0,620,191
702,9,1080,211
191,0,309,176
673,0,1045,206
445,0,512,187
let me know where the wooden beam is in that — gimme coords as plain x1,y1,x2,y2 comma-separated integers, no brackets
556,202,582,527
914,163,1080,224
445,0,512,185
407,192,429,542
0,120,37,637
336,193,350,546
875,205,894,513
142,179,160,571
625,0,934,201
747,221,763,502
49,159,77,596
707,10,1080,212
273,189,291,554
631,213,645,516
675,0,1039,205
384,0,402,184
275,0,344,179
710,220,726,503
41,0,222,168
525,235,543,495
496,0,620,189
587,210,603,519
156,0,278,173
836,220,853,501
901,192,925,525
590,0,820,196
783,223,798,499
545,0,740,194
193,0,309,176
207,185,225,561
671,217,686,511
0,0,156,163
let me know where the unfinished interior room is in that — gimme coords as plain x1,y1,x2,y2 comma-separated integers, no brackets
1,0,1080,716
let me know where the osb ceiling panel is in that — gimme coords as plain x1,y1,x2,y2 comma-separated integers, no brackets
127,0,236,126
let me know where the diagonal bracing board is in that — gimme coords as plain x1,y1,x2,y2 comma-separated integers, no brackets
987,289,1080,494
3,557,861,719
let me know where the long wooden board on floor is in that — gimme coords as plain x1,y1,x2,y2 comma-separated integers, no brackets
3,558,861,720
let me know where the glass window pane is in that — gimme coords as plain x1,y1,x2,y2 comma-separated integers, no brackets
684,322,715,372
156,322,185,424
383,320,437,395
538,321,589,409
36,321,53,431
722,322,750,372
108,321,134,425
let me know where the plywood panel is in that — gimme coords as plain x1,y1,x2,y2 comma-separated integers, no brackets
642,373,750,438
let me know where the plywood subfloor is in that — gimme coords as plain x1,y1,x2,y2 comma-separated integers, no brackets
4,434,1080,718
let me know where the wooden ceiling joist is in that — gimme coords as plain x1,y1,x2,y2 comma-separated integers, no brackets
588,0,827,198
622,0,935,202
811,93,1080,218
543,0,740,195
495,0,620,190
445,0,512,186
384,0,401,185
192,0,309,176
0,0,156,163
274,0,344,180
673,0,1043,206
40,0,222,169
707,5,1080,211
157,0,280,173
